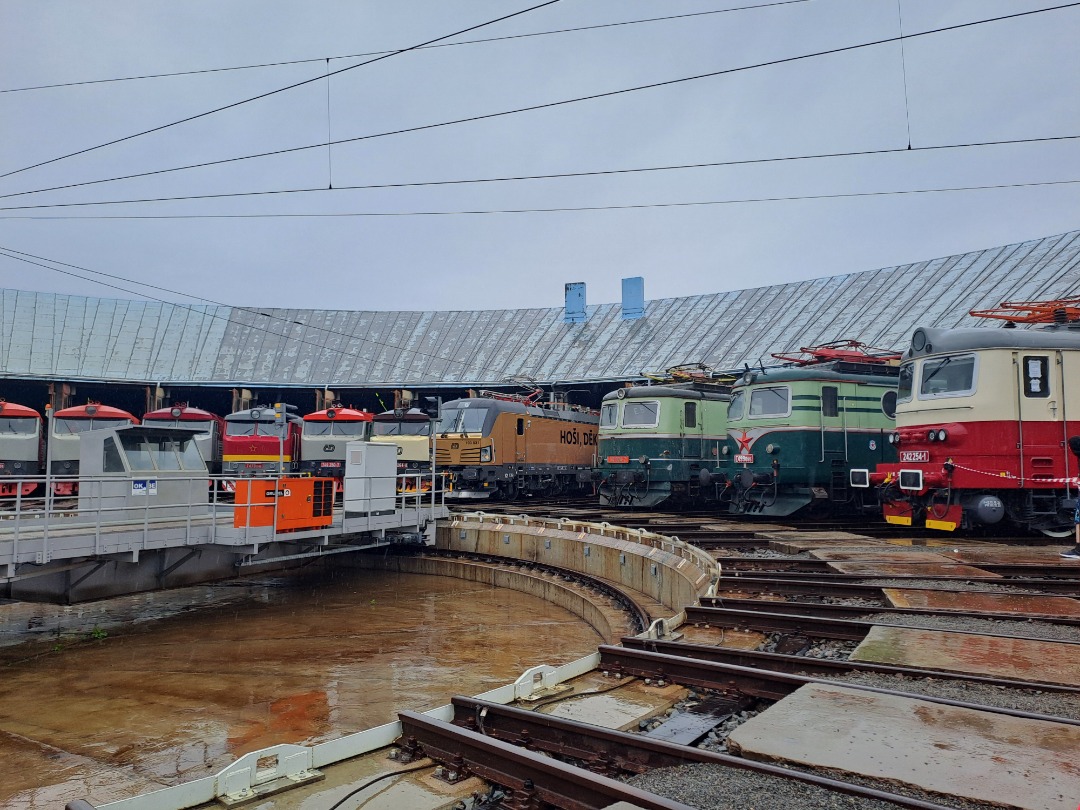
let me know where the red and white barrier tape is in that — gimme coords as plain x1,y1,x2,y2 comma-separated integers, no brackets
947,461,1079,486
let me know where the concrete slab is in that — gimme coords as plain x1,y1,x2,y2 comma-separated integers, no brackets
677,625,766,650
884,588,1080,618
850,625,1080,686
938,546,1080,566
812,548,999,577
767,537,890,555
757,531,876,542
698,522,790,533
538,679,685,732
727,682,1080,810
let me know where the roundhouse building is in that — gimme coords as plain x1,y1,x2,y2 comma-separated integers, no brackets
1,229,1079,414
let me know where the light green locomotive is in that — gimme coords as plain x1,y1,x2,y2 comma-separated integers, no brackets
596,370,732,508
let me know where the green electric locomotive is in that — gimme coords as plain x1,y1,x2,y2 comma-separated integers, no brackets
724,343,900,517
596,367,732,508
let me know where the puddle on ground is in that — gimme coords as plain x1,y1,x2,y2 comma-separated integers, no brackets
0,566,604,809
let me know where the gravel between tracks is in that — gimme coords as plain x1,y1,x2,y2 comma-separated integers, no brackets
856,612,1080,642
862,578,1044,594
624,762,1000,810
818,671,1080,721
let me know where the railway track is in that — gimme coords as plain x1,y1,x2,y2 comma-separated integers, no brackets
385,506,1080,810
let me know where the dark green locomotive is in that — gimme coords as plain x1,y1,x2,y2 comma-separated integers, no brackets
724,348,899,517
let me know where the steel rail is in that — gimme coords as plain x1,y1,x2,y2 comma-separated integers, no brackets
715,556,1080,580
445,695,958,810
596,646,1080,725
621,636,1080,697
396,710,698,810
699,594,1080,625
683,604,1080,645
714,570,1080,596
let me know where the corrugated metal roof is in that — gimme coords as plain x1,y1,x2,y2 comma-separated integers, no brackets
2,230,1079,387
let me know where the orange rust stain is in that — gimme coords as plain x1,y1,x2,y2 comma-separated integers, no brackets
227,690,331,754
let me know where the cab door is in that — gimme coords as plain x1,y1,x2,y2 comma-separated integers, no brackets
681,400,702,459
1015,352,1066,478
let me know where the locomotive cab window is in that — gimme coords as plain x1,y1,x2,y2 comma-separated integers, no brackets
727,391,745,420
897,362,914,404
918,354,977,399
684,402,697,428
1023,356,1050,398
0,416,37,435
621,400,660,428
749,386,790,418
517,417,525,435
600,403,617,428
821,386,838,418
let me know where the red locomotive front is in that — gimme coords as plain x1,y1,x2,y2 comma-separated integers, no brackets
864,303,1080,536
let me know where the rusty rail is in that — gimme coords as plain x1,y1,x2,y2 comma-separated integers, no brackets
444,696,957,809
396,710,697,810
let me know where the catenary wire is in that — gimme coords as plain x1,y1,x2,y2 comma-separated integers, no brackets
0,0,563,181
3,2,1077,203
0,246,593,386
0,133,1076,212
1,178,1076,220
0,1,810,94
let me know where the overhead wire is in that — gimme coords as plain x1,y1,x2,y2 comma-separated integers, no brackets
0,1,811,94
0,245,587,386
0,0,564,181
0,133,1076,212
3,1,1077,202
1,178,1076,220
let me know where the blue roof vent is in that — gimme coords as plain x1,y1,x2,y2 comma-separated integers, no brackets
564,282,586,323
621,276,644,320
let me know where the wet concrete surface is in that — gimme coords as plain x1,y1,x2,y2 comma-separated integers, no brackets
0,566,604,809
883,587,1080,618
677,625,765,650
727,681,1080,810
812,547,1000,577
850,625,1080,686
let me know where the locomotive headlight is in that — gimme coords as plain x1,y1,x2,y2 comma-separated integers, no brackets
720,446,731,456
170,407,183,418
935,429,947,442
888,432,900,445
250,409,262,419
479,447,492,463
928,429,938,442
766,443,778,454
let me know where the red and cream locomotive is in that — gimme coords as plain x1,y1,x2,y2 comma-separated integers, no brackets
861,300,1080,536
0,401,43,497
50,403,139,495
300,406,373,481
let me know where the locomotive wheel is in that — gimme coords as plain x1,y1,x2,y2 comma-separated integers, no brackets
1035,523,1074,539
501,482,520,501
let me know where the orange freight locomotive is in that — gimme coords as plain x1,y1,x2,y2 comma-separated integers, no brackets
436,390,599,499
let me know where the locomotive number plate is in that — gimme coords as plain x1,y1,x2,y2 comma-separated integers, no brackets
734,453,754,464
900,451,929,463
322,462,342,468
606,456,630,464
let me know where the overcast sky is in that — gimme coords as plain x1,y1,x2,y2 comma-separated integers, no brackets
0,0,1077,313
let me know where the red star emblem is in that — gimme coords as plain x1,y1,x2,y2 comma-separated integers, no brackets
735,430,753,453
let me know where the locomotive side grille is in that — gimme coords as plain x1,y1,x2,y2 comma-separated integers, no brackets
438,447,483,464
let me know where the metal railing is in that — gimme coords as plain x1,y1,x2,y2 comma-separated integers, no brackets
0,471,449,574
